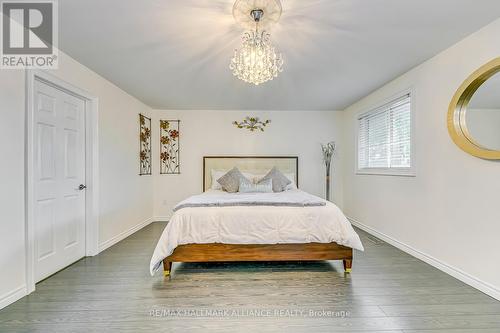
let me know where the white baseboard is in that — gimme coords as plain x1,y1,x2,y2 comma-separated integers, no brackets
348,216,500,301
153,216,170,222
0,285,27,310
98,217,153,253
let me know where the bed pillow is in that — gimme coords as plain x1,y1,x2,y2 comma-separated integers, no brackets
258,167,292,192
210,169,226,190
251,172,297,190
239,178,273,193
217,167,252,193
211,169,255,190
284,173,297,190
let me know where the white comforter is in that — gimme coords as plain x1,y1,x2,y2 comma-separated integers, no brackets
150,190,364,275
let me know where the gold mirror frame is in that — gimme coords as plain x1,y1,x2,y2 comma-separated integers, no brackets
448,57,500,160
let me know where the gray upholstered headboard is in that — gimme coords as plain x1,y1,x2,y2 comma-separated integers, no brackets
203,156,298,191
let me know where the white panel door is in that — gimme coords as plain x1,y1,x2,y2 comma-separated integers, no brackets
34,79,86,282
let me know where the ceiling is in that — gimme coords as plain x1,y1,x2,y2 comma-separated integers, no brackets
59,0,500,111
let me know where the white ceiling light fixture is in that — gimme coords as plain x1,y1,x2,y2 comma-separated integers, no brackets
230,0,284,86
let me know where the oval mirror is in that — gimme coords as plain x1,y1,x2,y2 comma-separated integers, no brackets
448,57,500,159
466,71,500,151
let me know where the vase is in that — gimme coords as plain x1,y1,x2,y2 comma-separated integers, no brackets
325,162,331,201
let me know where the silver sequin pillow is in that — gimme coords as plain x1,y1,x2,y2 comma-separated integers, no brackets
217,167,251,193
258,167,292,192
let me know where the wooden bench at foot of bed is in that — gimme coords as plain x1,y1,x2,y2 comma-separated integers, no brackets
162,242,353,277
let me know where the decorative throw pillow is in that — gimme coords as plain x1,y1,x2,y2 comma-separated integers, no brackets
251,172,296,190
211,169,256,191
239,178,273,193
211,169,227,190
284,173,298,190
258,167,292,192
217,167,251,193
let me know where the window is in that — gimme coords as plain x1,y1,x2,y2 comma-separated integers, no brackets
357,92,414,176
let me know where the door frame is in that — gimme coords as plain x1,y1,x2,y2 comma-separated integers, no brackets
25,69,99,293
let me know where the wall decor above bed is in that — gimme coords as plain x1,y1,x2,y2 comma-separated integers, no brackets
160,120,180,174
233,116,271,132
139,114,152,175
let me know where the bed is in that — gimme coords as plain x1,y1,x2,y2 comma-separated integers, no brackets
150,156,364,277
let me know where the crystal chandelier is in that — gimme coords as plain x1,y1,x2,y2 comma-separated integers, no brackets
230,2,283,85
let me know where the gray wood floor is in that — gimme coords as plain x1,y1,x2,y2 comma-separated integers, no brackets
1,222,499,332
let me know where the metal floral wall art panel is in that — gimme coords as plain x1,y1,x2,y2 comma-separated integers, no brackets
233,116,271,132
160,120,180,174
139,114,152,175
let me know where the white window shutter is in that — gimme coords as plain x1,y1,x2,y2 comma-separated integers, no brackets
357,94,412,173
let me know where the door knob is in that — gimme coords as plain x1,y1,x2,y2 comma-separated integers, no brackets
78,184,87,191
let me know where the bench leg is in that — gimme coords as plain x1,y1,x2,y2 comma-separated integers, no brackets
163,260,172,277
343,259,352,273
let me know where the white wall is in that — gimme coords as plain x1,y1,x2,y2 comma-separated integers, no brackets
152,110,344,219
0,51,153,309
53,54,154,249
342,18,500,299
0,69,27,309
